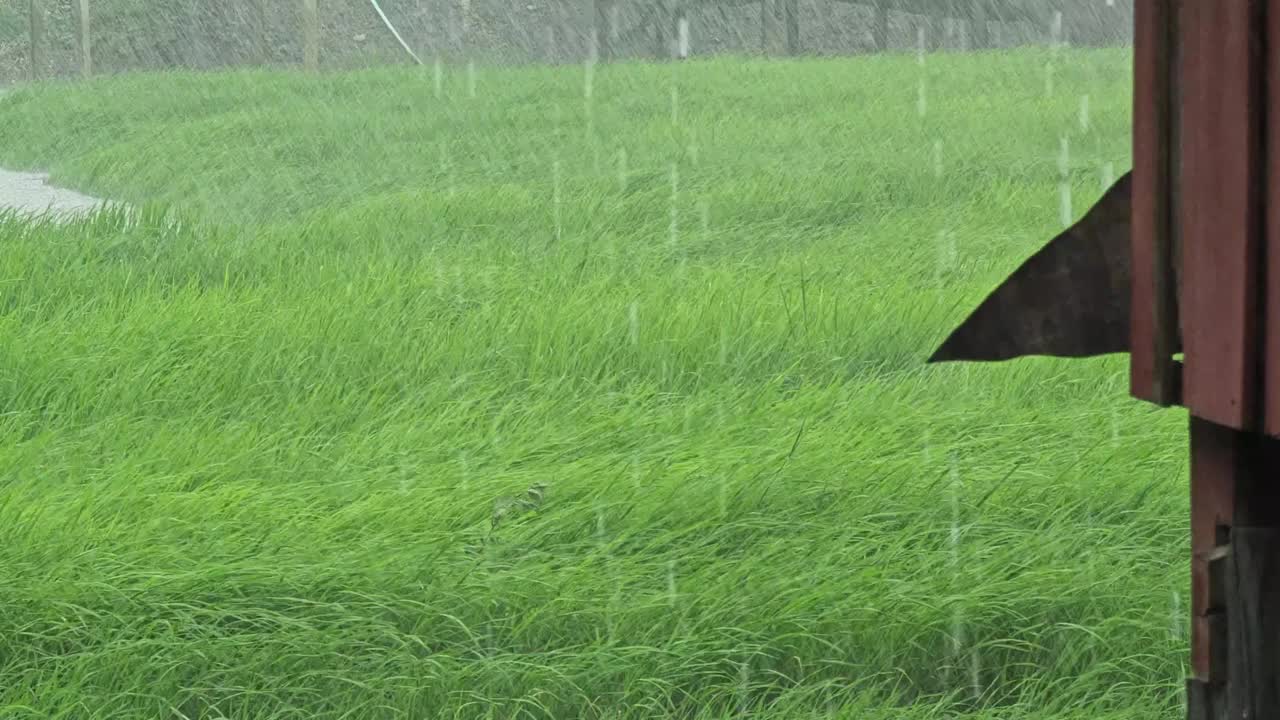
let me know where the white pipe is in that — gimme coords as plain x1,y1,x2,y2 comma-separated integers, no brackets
368,0,424,65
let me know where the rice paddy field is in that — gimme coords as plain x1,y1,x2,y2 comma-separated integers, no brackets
0,48,1190,719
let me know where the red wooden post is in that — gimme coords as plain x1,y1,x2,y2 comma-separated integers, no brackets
1132,2,1279,717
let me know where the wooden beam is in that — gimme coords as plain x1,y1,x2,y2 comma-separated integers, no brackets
1190,418,1239,684
1222,423,1280,716
1130,0,1180,407
1177,0,1265,430
302,0,319,71
1228,527,1280,717
28,0,45,82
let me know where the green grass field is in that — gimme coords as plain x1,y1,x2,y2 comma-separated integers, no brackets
0,48,1190,719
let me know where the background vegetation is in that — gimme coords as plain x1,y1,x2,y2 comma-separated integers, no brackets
0,48,1186,719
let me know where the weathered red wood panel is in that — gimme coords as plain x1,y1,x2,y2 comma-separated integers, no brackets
1264,0,1280,437
1130,0,1179,406
1177,0,1265,430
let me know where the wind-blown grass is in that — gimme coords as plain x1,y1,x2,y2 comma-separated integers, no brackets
0,48,1189,719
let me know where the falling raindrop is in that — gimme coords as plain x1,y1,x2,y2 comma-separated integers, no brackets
670,163,680,247
1101,161,1115,190
1170,589,1184,640
1050,10,1063,48
596,506,607,542
948,452,968,699
699,199,711,239
678,17,691,59
970,650,983,703
1059,181,1073,229
1079,94,1091,132
632,453,642,492
606,585,620,645
936,229,956,279
666,560,678,605
719,324,729,365
553,158,563,241
737,659,752,714
949,454,961,546
439,138,455,198
916,26,927,65
629,301,640,345
1058,135,1071,178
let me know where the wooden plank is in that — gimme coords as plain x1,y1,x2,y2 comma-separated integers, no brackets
1228,528,1280,717
1129,0,1179,407
28,0,44,82
302,0,319,72
1176,0,1265,430
1188,678,1226,720
76,0,91,79
1264,0,1280,437
1190,417,1238,682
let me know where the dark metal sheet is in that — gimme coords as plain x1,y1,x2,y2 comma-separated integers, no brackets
927,172,1135,364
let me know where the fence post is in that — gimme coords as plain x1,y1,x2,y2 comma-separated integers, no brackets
77,0,92,78
302,0,319,71
674,1,688,59
28,0,45,81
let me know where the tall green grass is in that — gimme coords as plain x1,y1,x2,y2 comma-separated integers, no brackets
0,49,1190,719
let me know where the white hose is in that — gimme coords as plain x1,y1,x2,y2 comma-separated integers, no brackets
368,0,424,65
